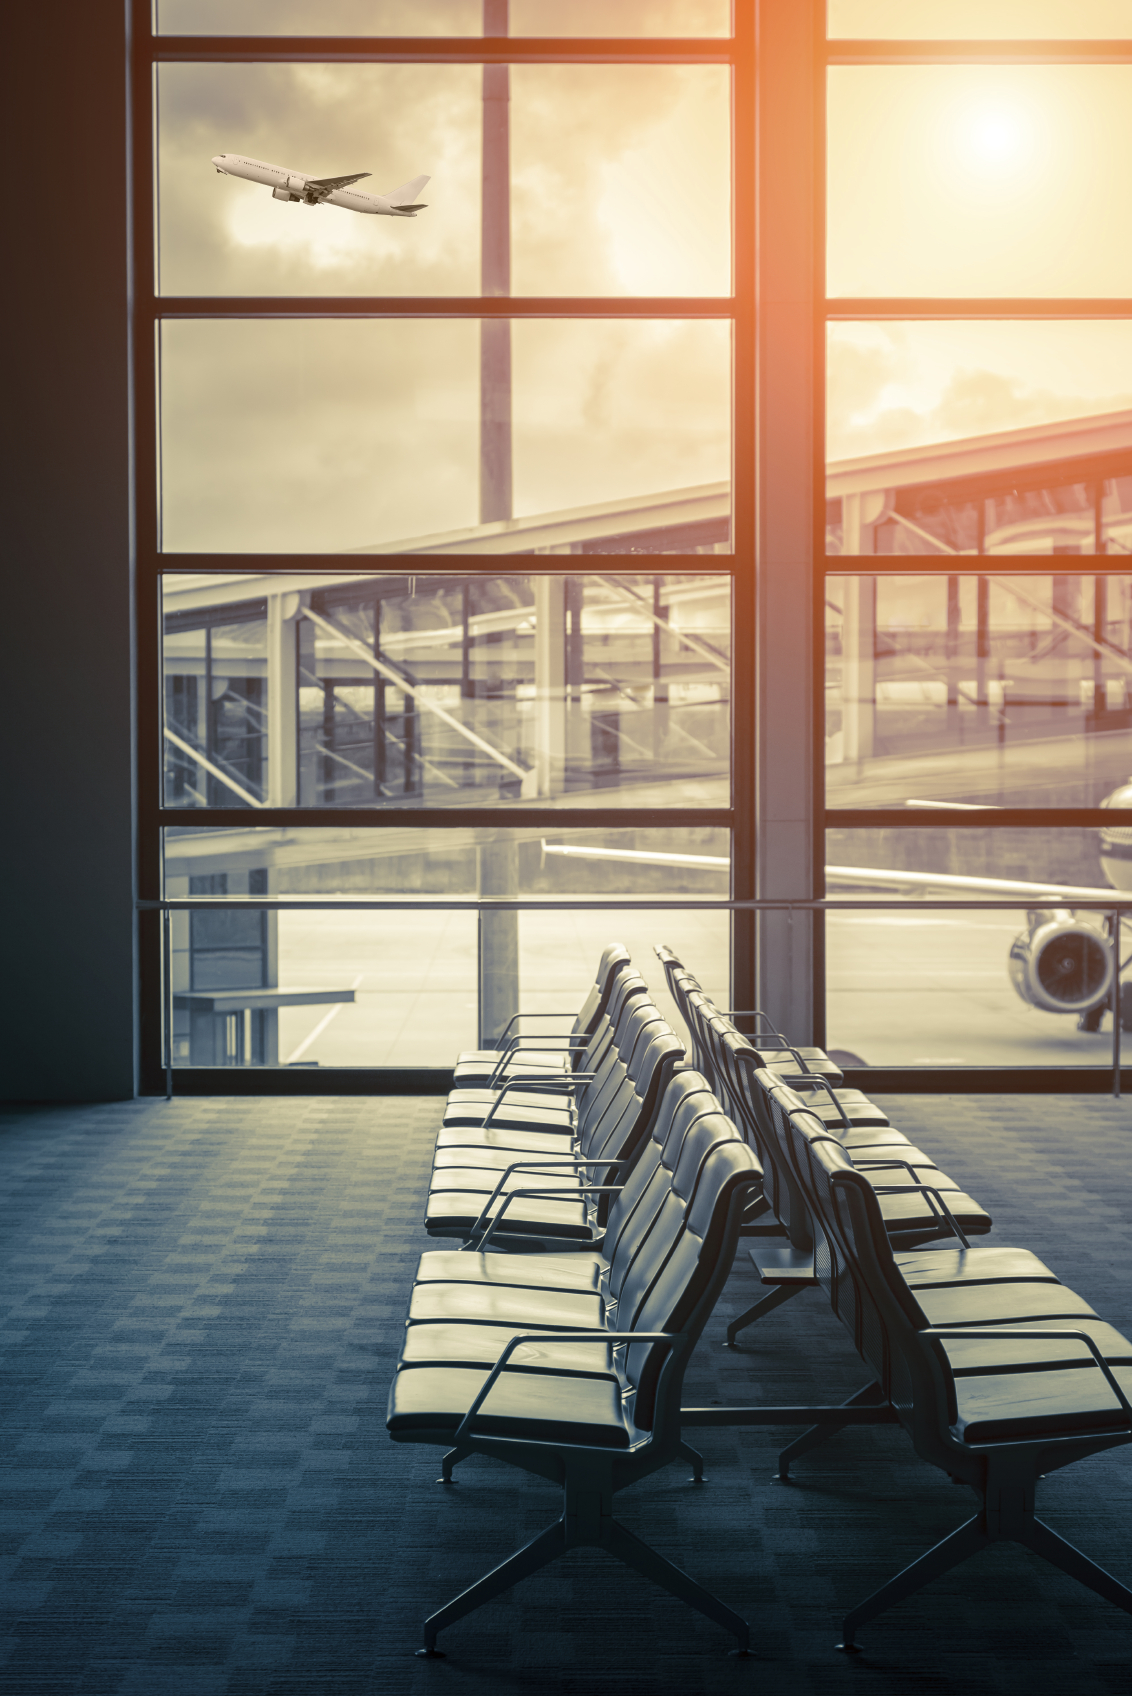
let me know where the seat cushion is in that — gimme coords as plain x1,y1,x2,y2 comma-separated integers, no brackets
918,1282,1099,1329
401,1321,617,1376
429,1166,583,1195
435,1126,577,1154
408,1280,605,1326
387,1363,632,1447
414,1249,605,1294
442,1103,576,1131
424,1192,591,1239
878,1190,991,1237
896,1244,1060,1288
938,1321,1132,1443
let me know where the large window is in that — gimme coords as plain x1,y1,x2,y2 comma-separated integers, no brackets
823,10,1132,1083
133,2,747,1088
136,4,1132,1090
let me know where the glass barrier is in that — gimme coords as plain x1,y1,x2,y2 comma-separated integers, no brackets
825,828,1127,1068
156,63,730,296
827,322,1132,556
158,320,731,554
156,1,732,36
828,66,1132,297
828,0,1132,38
825,573,1132,807
161,579,731,806
161,823,730,1065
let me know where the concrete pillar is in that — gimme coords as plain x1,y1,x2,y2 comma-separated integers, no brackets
841,576,876,766
266,590,301,807
478,834,520,1046
533,576,567,796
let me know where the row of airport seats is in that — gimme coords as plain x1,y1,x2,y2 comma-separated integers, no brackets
658,946,1132,1650
386,944,1132,1657
387,946,765,1655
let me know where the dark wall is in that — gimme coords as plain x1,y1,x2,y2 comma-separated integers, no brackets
1,1,135,1098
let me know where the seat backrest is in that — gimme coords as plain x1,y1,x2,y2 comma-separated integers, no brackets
622,1133,762,1432
581,969,650,1073
604,1074,731,1302
570,943,632,1046
579,1027,686,1182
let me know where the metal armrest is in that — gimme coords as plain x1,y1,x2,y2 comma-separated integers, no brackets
468,1183,624,1253
454,1329,677,1443
493,1013,590,1051
479,1073,594,1128
872,1183,971,1249
922,1327,1132,1426
721,1010,784,1038
486,1038,589,1086
462,1157,628,1245
783,1075,852,1130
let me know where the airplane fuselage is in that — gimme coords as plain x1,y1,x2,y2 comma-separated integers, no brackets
211,154,425,216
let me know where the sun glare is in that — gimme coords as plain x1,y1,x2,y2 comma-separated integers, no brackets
959,105,1030,170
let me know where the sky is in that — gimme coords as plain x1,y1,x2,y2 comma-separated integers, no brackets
157,37,1132,550
157,0,731,34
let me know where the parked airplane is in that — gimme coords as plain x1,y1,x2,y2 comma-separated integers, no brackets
541,788,1132,1033
211,154,429,216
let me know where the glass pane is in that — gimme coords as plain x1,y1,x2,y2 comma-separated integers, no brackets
156,0,732,34
163,577,731,809
827,323,1132,555
163,824,729,1063
156,1,482,32
825,574,1132,808
828,0,1132,37
825,828,1121,1068
828,67,1132,297
158,320,731,553
157,64,729,297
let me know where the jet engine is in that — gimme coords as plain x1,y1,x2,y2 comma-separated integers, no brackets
271,186,301,201
1008,909,1113,1014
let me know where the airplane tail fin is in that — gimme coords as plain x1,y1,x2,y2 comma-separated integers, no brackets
385,173,430,205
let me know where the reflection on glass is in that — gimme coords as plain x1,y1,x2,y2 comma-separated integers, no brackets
157,0,731,33
827,323,1132,525
163,825,729,1065
828,0,1132,37
163,575,731,809
828,67,1132,297
157,63,729,297
158,320,731,552
825,574,1132,808
825,829,1123,1069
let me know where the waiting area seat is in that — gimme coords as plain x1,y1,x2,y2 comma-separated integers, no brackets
387,942,1132,1659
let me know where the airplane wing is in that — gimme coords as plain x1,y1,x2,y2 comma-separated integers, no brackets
305,172,371,194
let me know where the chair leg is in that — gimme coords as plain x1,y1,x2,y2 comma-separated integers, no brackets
1024,1517,1132,1616
776,1381,885,1479
837,1514,988,1650
418,1517,568,1655
678,1438,705,1482
725,1281,802,1348
601,1517,751,1653
437,1445,469,1483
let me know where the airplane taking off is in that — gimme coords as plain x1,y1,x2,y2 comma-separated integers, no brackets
211,154,429,216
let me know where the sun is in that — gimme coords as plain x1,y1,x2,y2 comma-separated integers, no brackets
959,106,1030,170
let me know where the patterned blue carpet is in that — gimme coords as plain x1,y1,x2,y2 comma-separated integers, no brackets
2,1093,1132,1695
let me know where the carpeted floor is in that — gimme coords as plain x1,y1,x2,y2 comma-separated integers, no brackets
2,1093,1132,1696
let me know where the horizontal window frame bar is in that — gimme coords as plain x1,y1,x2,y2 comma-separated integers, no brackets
140,1065,1132,1097
148,35,738,64
147,554,738,575
824,557,1132,574
826,40,1132,65
151,297,739,319
827,809,1129,829
825,299,1132,319
142,897,1132,912
159,808,733,829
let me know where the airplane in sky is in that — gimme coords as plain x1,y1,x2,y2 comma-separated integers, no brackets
211,154,429,217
